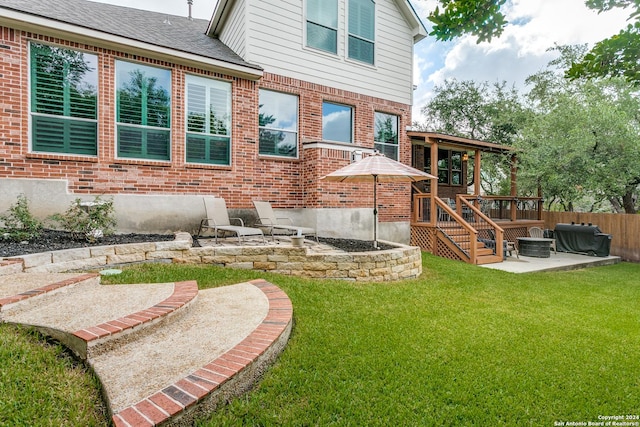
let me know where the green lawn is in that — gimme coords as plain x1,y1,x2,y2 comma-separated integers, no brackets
2,255,639,426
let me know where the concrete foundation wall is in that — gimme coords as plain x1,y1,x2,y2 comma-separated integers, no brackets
277,207,410,244
1,179,208,235
2,179,412,244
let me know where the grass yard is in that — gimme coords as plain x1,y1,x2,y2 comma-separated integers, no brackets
2,254,639,426
0,325,106,426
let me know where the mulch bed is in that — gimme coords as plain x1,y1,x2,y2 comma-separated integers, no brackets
0,229,174,258
318,237,395,252
1,230,394,258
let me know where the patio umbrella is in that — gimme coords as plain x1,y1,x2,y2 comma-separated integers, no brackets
321,152,436,247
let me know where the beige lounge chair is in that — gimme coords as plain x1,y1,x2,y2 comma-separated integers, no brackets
529,226,556,253
197,198,264,244
253,200,318,242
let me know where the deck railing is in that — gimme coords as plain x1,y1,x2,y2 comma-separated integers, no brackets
412,194,505,262
435,197,478,261
462,195,543,221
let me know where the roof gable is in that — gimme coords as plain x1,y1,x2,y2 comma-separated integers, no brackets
0,0,262,77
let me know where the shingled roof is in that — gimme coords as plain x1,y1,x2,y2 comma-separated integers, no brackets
0,0,261,73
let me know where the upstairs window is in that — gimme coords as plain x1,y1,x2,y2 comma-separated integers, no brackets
185,75,232,165
322,102,353,143
306,0,338,54
348,0,375,64
29,43,98,156
259,89,299,158
116,61,171,161
374,112,398,160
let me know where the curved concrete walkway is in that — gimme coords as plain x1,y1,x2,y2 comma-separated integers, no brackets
0,263,293,426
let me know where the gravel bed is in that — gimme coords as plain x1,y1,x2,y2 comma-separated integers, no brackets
1,230,394,258
0,229,175,258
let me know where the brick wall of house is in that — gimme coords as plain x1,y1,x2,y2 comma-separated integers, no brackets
1,27,413,224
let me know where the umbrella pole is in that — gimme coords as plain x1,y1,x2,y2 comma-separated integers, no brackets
373,175,378,248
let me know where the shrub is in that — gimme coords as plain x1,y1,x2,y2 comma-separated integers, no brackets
0,194,43,241
50,196,116,242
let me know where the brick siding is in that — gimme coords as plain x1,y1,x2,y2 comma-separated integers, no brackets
1,27,413,223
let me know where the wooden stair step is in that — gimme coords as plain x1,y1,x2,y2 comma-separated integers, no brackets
476,255,504,265
476,247,495,257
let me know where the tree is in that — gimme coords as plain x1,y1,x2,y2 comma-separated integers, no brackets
567,0,640,85
517,47,640,213
427,0,508,43
427,0,640,85
420,79,527,144
418,78,530,194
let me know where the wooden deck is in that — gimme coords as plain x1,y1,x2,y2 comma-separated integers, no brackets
410,194,544,265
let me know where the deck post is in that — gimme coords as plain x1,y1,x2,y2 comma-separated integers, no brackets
538,186,544,221
474,149,481,197
510,154,518,222
430,142,438,224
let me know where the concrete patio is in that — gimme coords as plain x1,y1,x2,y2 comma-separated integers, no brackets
480,252,621,273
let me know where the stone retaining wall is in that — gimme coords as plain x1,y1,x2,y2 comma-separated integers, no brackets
3,233,422,282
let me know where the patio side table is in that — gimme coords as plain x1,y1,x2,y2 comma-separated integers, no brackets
517,237,553,258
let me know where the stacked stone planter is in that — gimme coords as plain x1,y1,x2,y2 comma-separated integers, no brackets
4,233,422,282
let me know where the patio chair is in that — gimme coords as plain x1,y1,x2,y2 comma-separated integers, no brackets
529,226,556,253
253,200,318,242
438,198,456,222
197,198,264,244
486,229,518,259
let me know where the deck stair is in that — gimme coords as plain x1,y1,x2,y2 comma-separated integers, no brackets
440,222,503,265
0,268,293,426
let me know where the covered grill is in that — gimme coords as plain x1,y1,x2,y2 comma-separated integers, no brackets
554,223,612,257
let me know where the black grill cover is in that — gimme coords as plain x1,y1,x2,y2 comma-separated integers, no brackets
554,223,612,257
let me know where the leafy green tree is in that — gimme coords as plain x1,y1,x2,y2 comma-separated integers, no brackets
417,78,530,194
427,0,508,43
419,79,528,145
427,0,640,86
375,116,398,143
517,48,640,213
567,0,640,85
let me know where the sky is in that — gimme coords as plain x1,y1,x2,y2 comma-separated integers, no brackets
92,0,631,123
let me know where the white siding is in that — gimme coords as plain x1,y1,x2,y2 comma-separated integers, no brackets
242,0,416,104
218,0,248,58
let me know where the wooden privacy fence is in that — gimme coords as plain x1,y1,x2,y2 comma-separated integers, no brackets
543,212,640,262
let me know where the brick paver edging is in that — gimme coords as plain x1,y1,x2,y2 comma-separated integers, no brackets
0,273,99,310
71,281,199,359
112,279,293,427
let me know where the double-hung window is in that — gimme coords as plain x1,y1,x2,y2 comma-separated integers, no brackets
306,0,338,54
348,0,375,64
322,102,352,143
185,75,231,165
30,43,98,155
258,89,299,158
374,112,398,160
116,61,171,161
